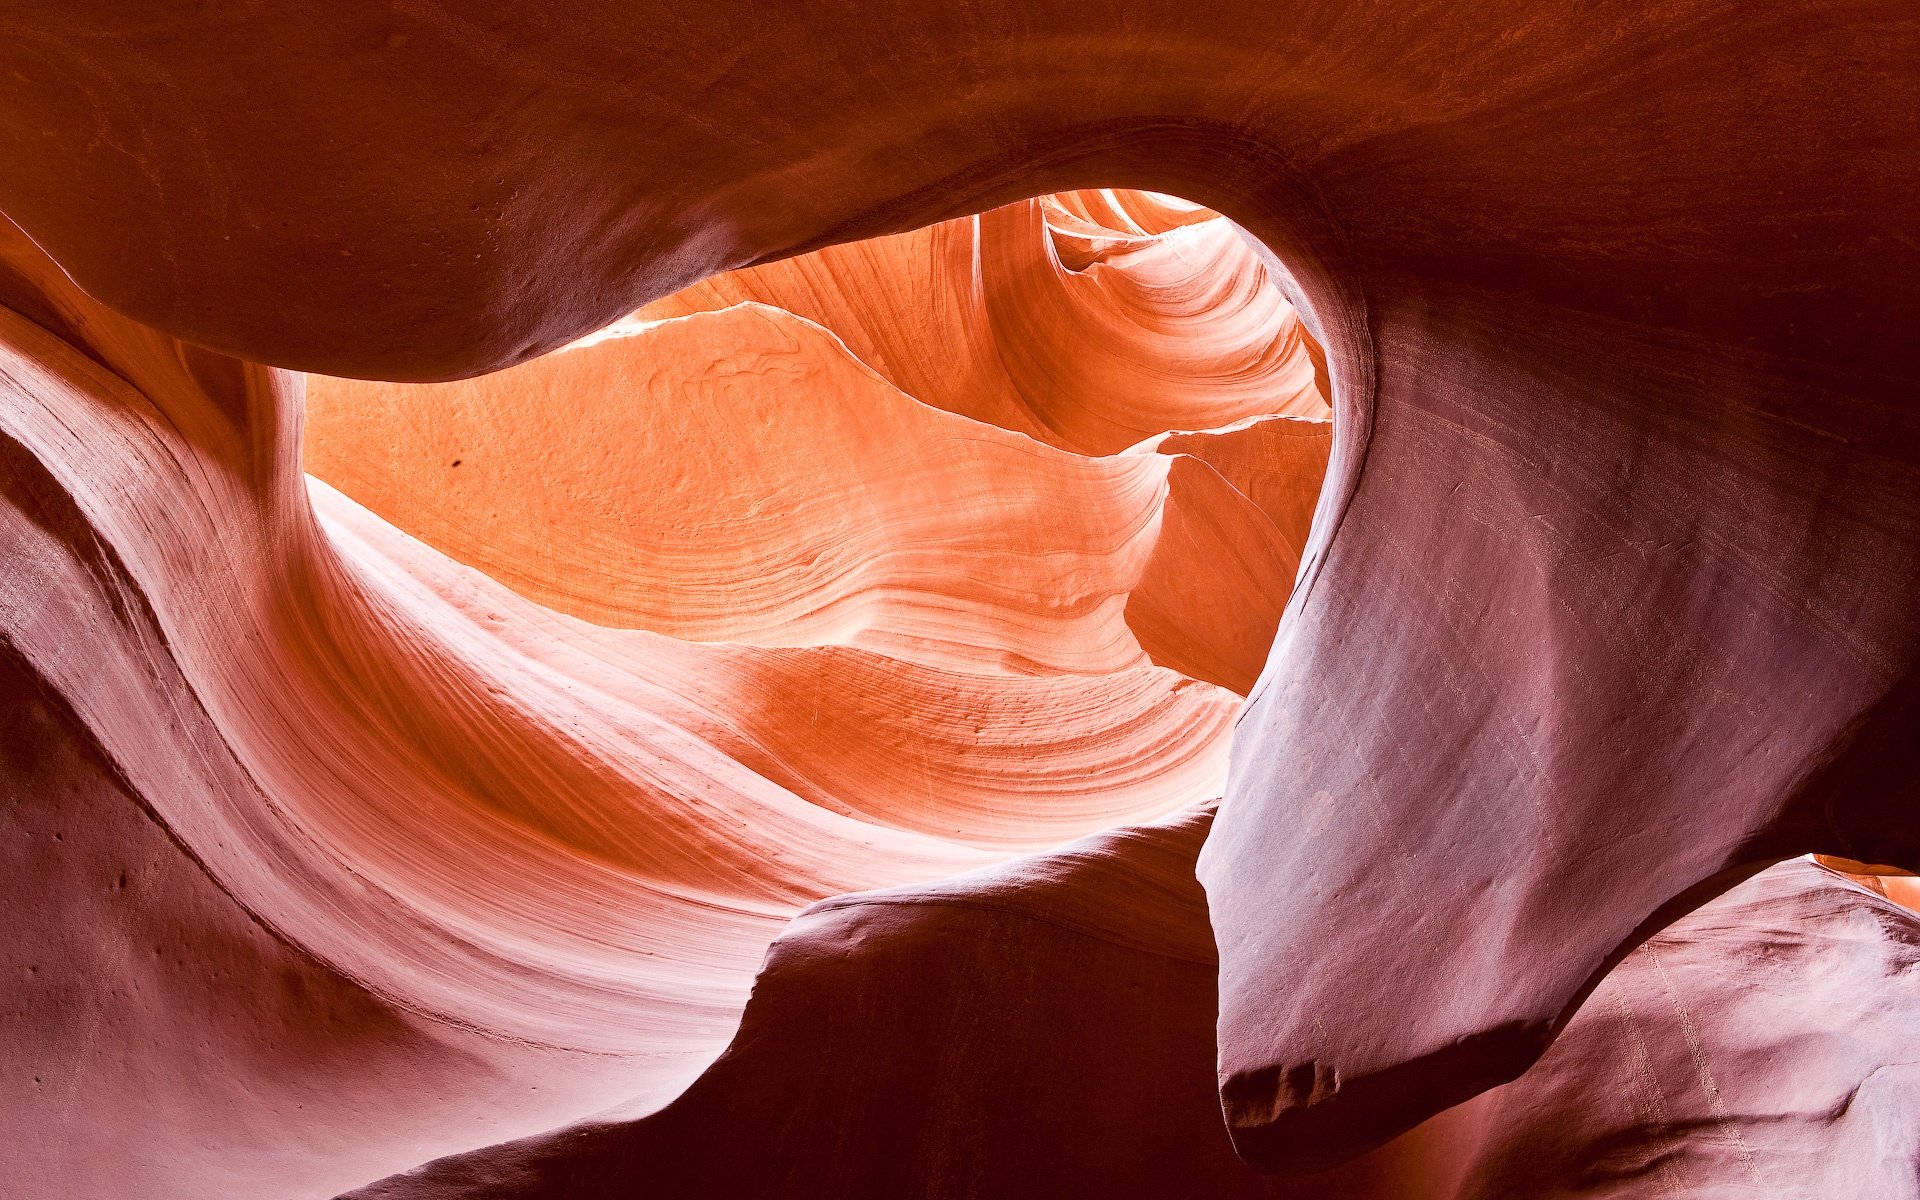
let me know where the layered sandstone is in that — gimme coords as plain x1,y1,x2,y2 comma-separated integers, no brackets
1,4,1916,1197
0,192,1328,1197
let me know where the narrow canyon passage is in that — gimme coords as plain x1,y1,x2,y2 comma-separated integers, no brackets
2,5,1917,1199
2,190,1340,1197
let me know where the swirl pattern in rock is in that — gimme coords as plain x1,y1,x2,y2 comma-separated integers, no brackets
0,188,1325,1199
1,3,1916,1195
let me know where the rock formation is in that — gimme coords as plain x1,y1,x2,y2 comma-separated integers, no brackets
1,186,1330,1196
341,846,1920,1200
1,3,1915,1198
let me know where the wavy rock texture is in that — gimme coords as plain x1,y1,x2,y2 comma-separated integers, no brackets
0,189,1325,1198
344,844,1920,1200
637,191,1329,455
305,213,1323,690
2,2,1917,1196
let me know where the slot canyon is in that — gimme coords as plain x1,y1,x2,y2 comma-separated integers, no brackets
0,5,1915,1199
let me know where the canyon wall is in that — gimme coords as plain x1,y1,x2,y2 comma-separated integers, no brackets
0,2,1915,1196
1,187,1334,1196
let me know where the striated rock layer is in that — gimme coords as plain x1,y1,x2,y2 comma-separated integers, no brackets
635,191,1329,456
343,842,1920,1200
0,190,1329,1198
2,2,1917,1195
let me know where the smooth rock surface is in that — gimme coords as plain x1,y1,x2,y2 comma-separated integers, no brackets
338,843,1920,1200
1,0,1915,1186
0,190,1323,1196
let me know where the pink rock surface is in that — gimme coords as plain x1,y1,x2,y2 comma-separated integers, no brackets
1449,858,1920,1197
0,2,1916,1193
0,190,1320,1196
337,842,1920,1200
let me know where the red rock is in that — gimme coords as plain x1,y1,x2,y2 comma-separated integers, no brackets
306,296,1303,687
0,2,1915,1191
638,194,1328,454
335,842,1920,1200
1449,858,1920,1197
0,188,1321,1195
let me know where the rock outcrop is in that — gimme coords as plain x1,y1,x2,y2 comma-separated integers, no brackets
341,842,1920,1200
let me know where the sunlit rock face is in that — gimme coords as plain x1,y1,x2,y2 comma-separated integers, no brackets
0,193,1333,1198
2,5,1917,1199
304,192,1324,692
635,191,1329,456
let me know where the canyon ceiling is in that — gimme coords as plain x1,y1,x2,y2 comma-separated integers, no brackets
0,3,1915,1199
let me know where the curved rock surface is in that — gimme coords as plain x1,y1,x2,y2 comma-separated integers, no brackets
1450,858,1920,1198
341,843,1920,1200
1,1,1917,1194
307,296,1309,687
641,191,1328,455
0,187,1320,1197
